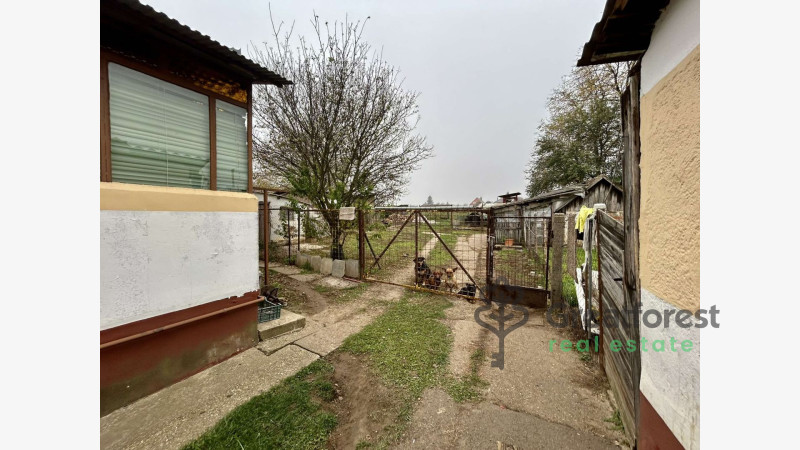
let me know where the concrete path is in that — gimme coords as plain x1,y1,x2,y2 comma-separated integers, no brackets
101,273,406,450
100,346,318,450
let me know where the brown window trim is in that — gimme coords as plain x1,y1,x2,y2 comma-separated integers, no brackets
247,84,253,193
100,50,252,192
100,53,111,182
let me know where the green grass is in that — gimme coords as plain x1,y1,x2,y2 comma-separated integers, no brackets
313,282,369,303
445,348,490,402
424,232,459,270
340,291,488,447
604,409,625,432
561,246,598,307
340,292,452,397
183,360,338,450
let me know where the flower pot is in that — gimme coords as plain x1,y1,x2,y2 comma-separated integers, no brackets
505,238,514,247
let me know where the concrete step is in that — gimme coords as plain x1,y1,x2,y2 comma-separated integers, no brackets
258,310,306,340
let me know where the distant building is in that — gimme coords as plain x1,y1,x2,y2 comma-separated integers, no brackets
492,175,623,217
498,192,520,203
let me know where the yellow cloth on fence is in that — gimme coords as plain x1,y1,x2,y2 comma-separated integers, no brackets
576,206,594,233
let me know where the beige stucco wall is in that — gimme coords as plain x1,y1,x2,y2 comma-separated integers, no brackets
639,44,700,312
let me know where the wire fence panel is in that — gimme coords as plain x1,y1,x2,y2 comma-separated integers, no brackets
491,216,550,290
364,208,488,299
266,208,358,262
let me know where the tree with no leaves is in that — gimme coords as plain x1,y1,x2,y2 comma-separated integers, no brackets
525,62,630,197
251,12,433,258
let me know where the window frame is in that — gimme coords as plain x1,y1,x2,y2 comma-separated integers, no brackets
100,50,253,193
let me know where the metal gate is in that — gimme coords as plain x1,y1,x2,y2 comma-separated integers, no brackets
358,207,551,306
486,213,552,307
361,208,489,300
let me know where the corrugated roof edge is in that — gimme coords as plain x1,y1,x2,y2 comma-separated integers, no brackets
110,0,292,86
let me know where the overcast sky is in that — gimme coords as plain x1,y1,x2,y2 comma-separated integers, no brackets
143,0,604,205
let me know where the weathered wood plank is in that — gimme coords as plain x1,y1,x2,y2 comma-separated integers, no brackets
550,214,565,308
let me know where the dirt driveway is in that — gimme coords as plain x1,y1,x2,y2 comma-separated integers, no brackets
393,232,626,449
395,300,626,449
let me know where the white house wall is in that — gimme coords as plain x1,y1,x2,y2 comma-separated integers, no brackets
100,183,259,330
641,0,699,96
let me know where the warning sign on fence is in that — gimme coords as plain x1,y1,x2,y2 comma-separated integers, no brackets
339,207,356,220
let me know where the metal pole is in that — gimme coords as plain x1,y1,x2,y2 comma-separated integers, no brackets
486,209,494,302
358,210,365,279
414,211,419,285
287,208,291,261
297,208,301,254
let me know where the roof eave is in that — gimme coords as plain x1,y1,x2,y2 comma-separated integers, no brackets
577,0,670,67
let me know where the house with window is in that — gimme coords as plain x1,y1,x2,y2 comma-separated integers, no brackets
579,0,699,448
100,0,290,415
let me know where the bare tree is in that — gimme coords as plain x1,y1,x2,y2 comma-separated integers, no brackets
250,11,432,258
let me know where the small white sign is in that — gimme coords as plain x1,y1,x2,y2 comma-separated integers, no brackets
339,207,356,220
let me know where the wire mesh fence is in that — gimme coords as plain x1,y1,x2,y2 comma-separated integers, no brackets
260,204,552,303
265,207,359,263
364,208,489,299
491,216,551,290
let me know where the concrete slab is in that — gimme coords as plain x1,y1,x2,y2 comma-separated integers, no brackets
345,259,359,278
257,310,306,340
100,346,318,450
332,259,346,278
289,273,324,283
310,255,322,271
257,318,323,355
320,257,333,275
271,265,302,275
296,253,309,268
293,319,364,356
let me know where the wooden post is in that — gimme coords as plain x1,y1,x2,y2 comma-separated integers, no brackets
567,213,577,281
596,211,605,364
264,200,270,285
550,214,565,310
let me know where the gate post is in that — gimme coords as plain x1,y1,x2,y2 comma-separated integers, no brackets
358,209,365,280
486,209,495,301
566,213,577,281
414,211,419,285
550,214,565,310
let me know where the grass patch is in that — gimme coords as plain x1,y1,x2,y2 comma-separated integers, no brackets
183,360,338,450
604,409,624,432
314,282,369,304
340,291,488,447
445,348,489,402
340,292,452,397
561,246,597,307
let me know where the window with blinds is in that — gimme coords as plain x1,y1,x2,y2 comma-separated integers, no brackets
108,63,211,189
215,100,248,192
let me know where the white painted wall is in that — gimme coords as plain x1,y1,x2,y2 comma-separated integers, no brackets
641,0,700,95
640,288,700,450
100,210,259,330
